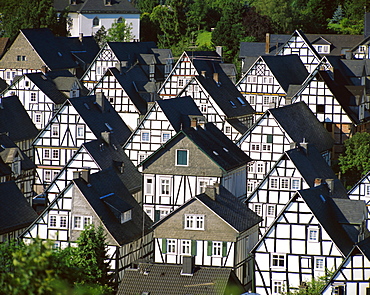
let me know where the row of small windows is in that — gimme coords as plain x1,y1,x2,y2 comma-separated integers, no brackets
245,95,278,106
93,16,124,27
49,125,85,138
269,177,301,190
49,214,92,230
246,75,273,84
162,239,228,257
270,253,324,270
141,131,171,143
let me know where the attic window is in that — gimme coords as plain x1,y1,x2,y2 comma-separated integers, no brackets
237,97,246,106
16,55,26,61
229,100,236,108
121,210,132,223
176,150,188,166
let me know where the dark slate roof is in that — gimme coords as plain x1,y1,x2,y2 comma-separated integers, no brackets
107,67,148,113
151,48,172,64
47,70,89,96
117,263,243,295
82,135,141,193
73,168,152,246
261,55,309,92
0,134,35,171
0,181,38,234
68,94,132,144
0,96,38,142
239,34,291,57
194,70,255,119
108,42,157,64
156,96,203,132
54,0,140,14
299,184,361,256
20,28,77,71
141,122,251,173
268,101,334,152
357,236,370,260
25,73,68,104
185,51,223,75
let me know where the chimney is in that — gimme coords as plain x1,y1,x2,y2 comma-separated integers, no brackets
204,183,219,201
300,139,308,153
265,33,270,54
190,117,197,128
101,131,111,145
325,179,334,193
201,71,206,77
95,92,105,112
345,51,352,60
80,169,90,183
285,98,292,105
290,142,297,149
314,178,322,187
40,65,48,74
73,171,80,180
213,72,219,83
181,256,195,276
79,33,83,43
216,46,222,58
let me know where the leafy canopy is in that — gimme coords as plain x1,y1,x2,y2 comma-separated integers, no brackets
106,20,134,42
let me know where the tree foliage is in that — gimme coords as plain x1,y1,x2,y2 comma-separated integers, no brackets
106,20,134,42
338,132,370,188
94,26,107,48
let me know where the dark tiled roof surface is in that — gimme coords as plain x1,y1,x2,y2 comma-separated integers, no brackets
69,95,132,144
306,34,364,55
54,0,140,13
73,168,152,245
117,263,241,295
108,42,157,63
0,181,38,234
0,96,38,142
268,101,334,152
357,236,370,260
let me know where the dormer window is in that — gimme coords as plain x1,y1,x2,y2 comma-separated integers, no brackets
313,44,329,54
93,17,100,27
105,0,112,5
359,45,367,53
176,149,188,166
121,210,132,223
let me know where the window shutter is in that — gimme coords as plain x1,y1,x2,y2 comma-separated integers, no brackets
162,238,167,254
222,241,228,257
154,210,160,222
267,134,273,143
207,241,212,256
191,240,197,256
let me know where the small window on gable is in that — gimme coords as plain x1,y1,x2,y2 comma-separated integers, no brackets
267,205,275,216
184,214,204,230
30,92,37,103
141,132,150,142
121,210,132,223
308,227,319,242
93,17,99,27
365,184,370,196
254,204,262,216
314,257,324,270
162,132,171,143
316,104,325,114
176,149,188,166
266,134,273,143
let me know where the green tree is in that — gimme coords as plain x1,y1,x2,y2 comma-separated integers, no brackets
140,12,159,42
106,20,134,42
94,26,107,48
339,132,370,188
137,0,160,14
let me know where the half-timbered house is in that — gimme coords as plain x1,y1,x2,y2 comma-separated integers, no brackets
80,42,173,90
0,181,38,242
43,133,141,204
252,184,367,295
236,55,308,116
32,93,132,191
0,95,39,159
123,96,205,167
152,184,261,289
21,168,153,284
236,101,334,195
179,70,255,142
348,170,370,214
140,122,251,220
246,143,346,234
321,236,370,295
1,71,88,129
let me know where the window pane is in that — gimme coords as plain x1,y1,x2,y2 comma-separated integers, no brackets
177,150,188,165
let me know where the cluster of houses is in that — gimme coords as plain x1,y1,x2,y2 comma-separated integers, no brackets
2,5,370,293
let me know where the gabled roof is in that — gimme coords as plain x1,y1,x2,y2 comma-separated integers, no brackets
307,34,363,55
54,0,140,14
47,70,89,96
184,51,222,74
142,122,251,173
193,70,255,119
20,28,78,71
267,101,334,152
108,42,157,63
68,94,132,144
0,181,38,235
260,55,309,92
73,168,152,246
0,96,38,142
117,262,243,295
153,185,261,233
156,96,203,132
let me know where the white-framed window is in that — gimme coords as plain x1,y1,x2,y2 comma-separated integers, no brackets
60,216,67,228
359,45,367,53
52,149,59,159
93,16,99,27
264,77,273,84
141,131,150,142
291,179,300,190
271,253,285,268
161,132,171,143
138,153,147,164
178,79,184,87
262,144,271,151
198,179,209,193
176,149,188,166
314,257,324,270
270,178,278,189
256,162,264,173
121,210,132,223
200,104,207,113
272,280,284,294
248,163,254,173
44,149,51,159
145,177,154,195
247,75,257,83
44,170,51,182
212,241,222,256
52,125,59,137
167,239,176,254
184,214,204,230
280,178,289,189
77,125,85,138
160,178,171,196
248,95,256,105
25,80,30,87
365,184,370,196
30,92,37,103
49,215,67,228
73,216,92,230
49,215,57,227
251,143,260,151
181,240,191,255
267,205,275,217
160,208,170,219
263,96,270,105
225,126,231,134
52,170,59,180
308,227,319,242
254,204,262,216
33,112,42,125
